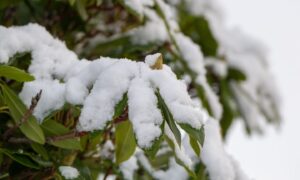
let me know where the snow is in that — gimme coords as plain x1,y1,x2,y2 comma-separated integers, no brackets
19,79,66,121
77,60,137,131
0,0,277,177
165,125,193,169
148,65,204,129
128,76,163,148
173,33,223,120
130,20,168,45
59,166,79,179
205,57,228,78
154,158,188,180
120,156,138,180
136,151,189,180
201,118,235,180
173,33,206,76
124,0,144,16
0,24,206,149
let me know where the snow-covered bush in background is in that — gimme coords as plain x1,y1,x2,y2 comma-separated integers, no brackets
0,0,280,179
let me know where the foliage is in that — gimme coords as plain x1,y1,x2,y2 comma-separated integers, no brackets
0,0,280,179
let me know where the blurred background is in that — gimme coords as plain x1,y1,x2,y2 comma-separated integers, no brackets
220,0,300,179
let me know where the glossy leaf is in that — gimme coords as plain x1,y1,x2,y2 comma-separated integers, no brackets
1,84,45,144
0,65,34,82
115,120,136,164
179,123,205,146
41,119,69,136
41,119,82,150
0,148,40,169
51,138,82,150
189,135,201,157
156,92,181,146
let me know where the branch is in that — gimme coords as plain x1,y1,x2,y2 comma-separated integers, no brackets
2,90,42,140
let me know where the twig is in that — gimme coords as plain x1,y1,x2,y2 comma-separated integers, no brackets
113,106,128,124
47,131,87,142
2,90,42,140
7,137,31,144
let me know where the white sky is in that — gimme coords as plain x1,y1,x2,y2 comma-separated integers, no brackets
219,0,300,179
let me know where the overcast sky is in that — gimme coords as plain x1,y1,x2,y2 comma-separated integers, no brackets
218,0,300,179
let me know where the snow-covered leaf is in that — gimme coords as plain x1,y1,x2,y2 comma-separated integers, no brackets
156,91,181,146
180,123,204,146
118,0,144,21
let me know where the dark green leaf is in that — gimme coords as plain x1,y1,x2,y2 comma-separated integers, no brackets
50,138,82,150
113,94,128,119
115,120,136,164
189,135,200,157
41,119,69,136
0,65,34,82
1,84,45,144
0,148,40,169
179,13,218,57
30,142,49,160
179,124,205,146
227,68,247,82
156,92,181,146
41,119,82,150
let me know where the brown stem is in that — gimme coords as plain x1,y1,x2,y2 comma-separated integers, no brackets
2,90,42,140
7,137,31,144
47,131,87,142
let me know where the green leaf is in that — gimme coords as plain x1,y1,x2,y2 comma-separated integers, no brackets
41,119,69,136
0,65,34,82
189,135,200,157
41,119,82,150
219,79,237,137
50,138,82,150
0,148,40,169
156,92,181,146
179,123,205,146
1,84,45,144
68,0,76,6
227,68,247,82
115,120,136,164
30,143,49,160
76,0,88,20
179,13,218,57
113,94,128,119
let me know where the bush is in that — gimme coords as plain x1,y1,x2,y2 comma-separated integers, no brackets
0,0,280,179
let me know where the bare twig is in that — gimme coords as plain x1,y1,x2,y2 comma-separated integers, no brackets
2,90,42,140
7,137,31,144
46,131,87,142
